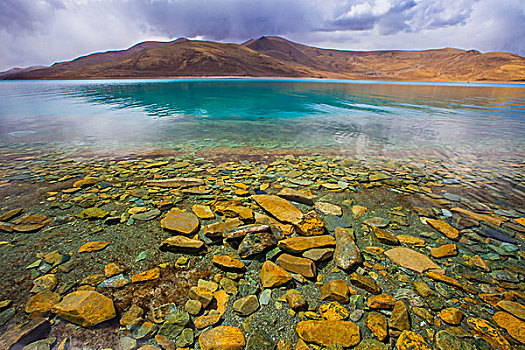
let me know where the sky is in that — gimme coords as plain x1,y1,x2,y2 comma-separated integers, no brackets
1,0,524,71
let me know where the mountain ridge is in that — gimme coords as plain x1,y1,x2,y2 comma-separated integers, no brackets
3,36,525,81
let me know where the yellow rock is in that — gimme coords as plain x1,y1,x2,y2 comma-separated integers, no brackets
492,311,525,345
161,209,200,235
194,313,222,329
295,320,361,347
426,219,459,240
295,211,325,236
352,205,367,216
52,291,116,327
367,293,397,309
192,204,215,219
198,326,246,350
319,302,349,321
439,308,463,325
396,330,431,350
131,267,161,283
260,261,292,288
78,241,109,253
212,255,245,271
430,244,457,258
397,235,426,247
25,291,61,316
366,312,388,341
497,300,525,321
251,194,303,224
104,263,124,278
467,317,511,350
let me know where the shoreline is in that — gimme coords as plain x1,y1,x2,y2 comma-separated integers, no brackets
2,75,524,86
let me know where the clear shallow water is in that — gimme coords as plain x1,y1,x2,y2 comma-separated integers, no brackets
0,79,524,157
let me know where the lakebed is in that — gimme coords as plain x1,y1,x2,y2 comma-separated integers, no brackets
0,79,524,350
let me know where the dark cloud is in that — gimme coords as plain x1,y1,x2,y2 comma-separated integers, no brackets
0,0,523,71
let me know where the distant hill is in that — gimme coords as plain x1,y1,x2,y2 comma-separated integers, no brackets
3,36,525,82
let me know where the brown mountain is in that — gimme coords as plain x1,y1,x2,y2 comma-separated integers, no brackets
3,36,525,81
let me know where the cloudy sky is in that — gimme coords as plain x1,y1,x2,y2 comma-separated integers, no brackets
1,0,524,71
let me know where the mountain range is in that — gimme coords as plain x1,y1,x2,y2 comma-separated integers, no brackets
2,36,524,81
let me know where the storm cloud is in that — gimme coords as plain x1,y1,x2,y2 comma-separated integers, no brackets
0,0,524,71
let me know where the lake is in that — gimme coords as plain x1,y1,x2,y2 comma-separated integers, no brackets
1,79,524,157
0,79,524,349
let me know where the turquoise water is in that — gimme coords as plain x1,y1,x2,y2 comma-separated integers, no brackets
0,79,524,156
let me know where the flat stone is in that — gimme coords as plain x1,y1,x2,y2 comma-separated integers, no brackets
73,178,97,188
492,311,525,345
198,326,246,350
189,287,214,308
161,209,199,235
25,291,61,316
204,218,244,238
75,207,109,220
131,268,161,283
233,295,259,316
385,247,444,274
30,274,57,293
349,273,381,295
260,261,292,288
0,317,51,350
372,226,399,245
238,230,277,258
78,241,109,253
435,330,475,350
120,305,144,326
319,301,348,320
439,308,464,325
213,255,245,271
194,313,222,329
278,235,336,253
52,291,116,327
158,312,190,339
366,312,388,341
390,301,410,332
430,244,458,258
334,227,361,271
295,320,361,348
99,274,131,288
367,294,397,309
155,335,175,350
426,219,460,240
396,330,432,350
276,254,316,278
314,202,342,216
132,209,161,221
251,194,303,225
303,247,334,262
397,235,426,247
223,224,270,240
364,217,390,228
295,210,325,236
467,317,511,350
104,263,124,278
192,204,215,219
321,280,350,304
277,188,316,205
0,208,22,221
146,177,204,188
159,236,204,252
425,272,465,291
497,300,525,321
354,338,388,350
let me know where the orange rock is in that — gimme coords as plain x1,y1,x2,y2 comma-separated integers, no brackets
295,211,325,236
385,247,444,274
25,291,61,316
260,261,292,288
78,241,109,253
492,311,525,345
367,293,397,309
497,300,525,321
251,194,303,225
278,235,336,254
396,330,431,350
426,219,459,240
161,209,200,235
425,272,463,290
479,293,514,306
73,178,97,188
319,302,349,321
198,326,246,350
467,317,511,350
52,291,116,327
215,290,229,315
515,218,525,226
366,312,388,341
470,255,491,272
213,255,245,271
439,308,464,325
352,205,367,216
192,204,215,219
321,280,350,304
295,320,361,347
276,254,316,278
194,313,222,329
131,267,161,283
430,244,457,258
104,263,124,278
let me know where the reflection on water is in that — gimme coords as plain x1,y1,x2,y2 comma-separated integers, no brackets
0,79,524,156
